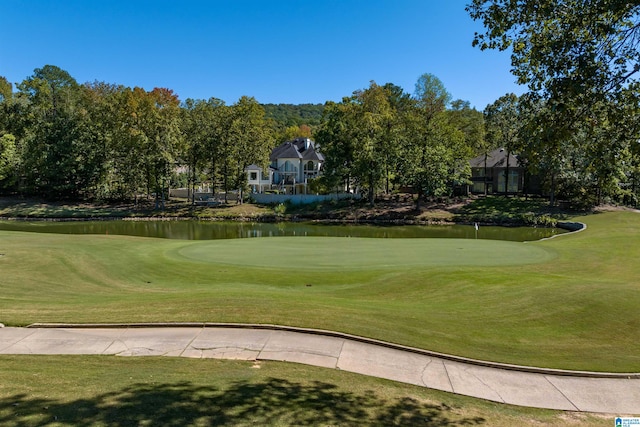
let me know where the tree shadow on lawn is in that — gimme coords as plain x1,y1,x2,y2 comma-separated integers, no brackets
0,378,485,426
455,196,570,223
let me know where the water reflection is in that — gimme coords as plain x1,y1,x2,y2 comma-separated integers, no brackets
0,220,566,242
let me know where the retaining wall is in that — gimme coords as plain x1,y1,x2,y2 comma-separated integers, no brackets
251,193,361,205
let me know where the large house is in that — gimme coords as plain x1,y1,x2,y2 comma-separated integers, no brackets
247,137,324,194
469,148,524,194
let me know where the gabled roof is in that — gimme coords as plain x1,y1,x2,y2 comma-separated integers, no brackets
470,148,521,168
270,137,324,162
302,147,324,161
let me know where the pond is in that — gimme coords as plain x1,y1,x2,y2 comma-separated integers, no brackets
0,220,567,242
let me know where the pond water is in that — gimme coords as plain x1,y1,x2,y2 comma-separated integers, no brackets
0,220,567,242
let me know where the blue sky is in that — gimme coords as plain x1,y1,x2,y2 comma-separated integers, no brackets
0,0,523,110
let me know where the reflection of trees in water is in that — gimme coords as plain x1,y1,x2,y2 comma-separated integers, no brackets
0,378,485,426
0,220,563,241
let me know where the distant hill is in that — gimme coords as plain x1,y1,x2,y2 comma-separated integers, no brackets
262,103,325,127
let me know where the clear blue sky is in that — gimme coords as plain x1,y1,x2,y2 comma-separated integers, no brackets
0,0,523,110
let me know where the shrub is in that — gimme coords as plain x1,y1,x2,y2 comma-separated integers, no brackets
274,203,287,217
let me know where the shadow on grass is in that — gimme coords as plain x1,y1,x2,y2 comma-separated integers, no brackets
0,378,485,426
455,196,569,224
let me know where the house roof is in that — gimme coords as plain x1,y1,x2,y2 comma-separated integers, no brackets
245,164,275,172
269,137,324,162
470,148,521,168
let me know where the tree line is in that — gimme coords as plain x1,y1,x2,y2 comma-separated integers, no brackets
0,66,277,205
2,0,640,212
315,78,484,207
0,66,488,206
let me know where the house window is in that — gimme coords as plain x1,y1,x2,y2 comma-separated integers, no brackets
498,170,520,192
250,172,257,181
283,161,296,172
471,168,484,178
304,161,315,171
508,170,519,192
472,182,485,193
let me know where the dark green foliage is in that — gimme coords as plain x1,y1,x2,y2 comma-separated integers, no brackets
455,195,567,225
262,103,324,126
469,1,640,207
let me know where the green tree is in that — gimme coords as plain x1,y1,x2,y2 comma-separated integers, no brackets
414,73,451,118
280,124,312,142
0,76,12,102
448,100,485,155
468,1,640,205
0,133,16,186
15,65,96,198
447,100,484,194
145,88,184,209
467,0,640,102
0,76,16,189
77,81,125,200
181,97,225,203
399,110,464,208
315,100,358,193
219,97,273,203
349,82,397,206
397,74,466,208
484,94,521,194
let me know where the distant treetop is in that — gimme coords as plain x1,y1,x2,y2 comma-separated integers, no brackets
261,103,324,127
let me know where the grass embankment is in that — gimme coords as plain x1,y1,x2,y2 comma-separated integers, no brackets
0,356,609,426
0,197,272,220
0,195,567,224
1,211,639,371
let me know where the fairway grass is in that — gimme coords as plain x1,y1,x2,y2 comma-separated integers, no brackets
1,211,639,372
0,356,611,426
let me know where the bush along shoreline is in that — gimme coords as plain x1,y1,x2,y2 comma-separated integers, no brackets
0,195,590,227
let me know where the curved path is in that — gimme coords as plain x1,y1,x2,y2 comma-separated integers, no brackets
1,323,639,414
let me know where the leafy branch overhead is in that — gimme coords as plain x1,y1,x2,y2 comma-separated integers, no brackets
468,0,640,206
467,0,640,98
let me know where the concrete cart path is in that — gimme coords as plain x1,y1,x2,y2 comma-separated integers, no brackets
1,325,638,415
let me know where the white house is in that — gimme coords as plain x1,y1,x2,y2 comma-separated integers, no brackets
247,137,324,194
246,164,273,194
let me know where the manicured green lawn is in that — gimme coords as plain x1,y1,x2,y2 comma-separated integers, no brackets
174,236,554,269
0,356,610,426
1,211,639,372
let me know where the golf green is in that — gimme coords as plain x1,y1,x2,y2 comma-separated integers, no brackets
172,236,556,270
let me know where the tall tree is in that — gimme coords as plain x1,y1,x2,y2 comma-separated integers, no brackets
414,73,451,117
0,134,16,186
447,100,484,194
220,97,273,203
16,65,93,197
77,81,123,199
484,94,521,194
468,1,640,205
0,76,16,189
397,74,465,208
181,97,225,202
315,100,358,194
467,0,640,103
145,88,184,209
349,82,396,206
0,76,12,103
448,100,485,155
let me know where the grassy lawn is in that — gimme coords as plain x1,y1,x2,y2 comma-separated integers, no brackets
0,356,611,426
0,197,273,220
1,211,639,372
